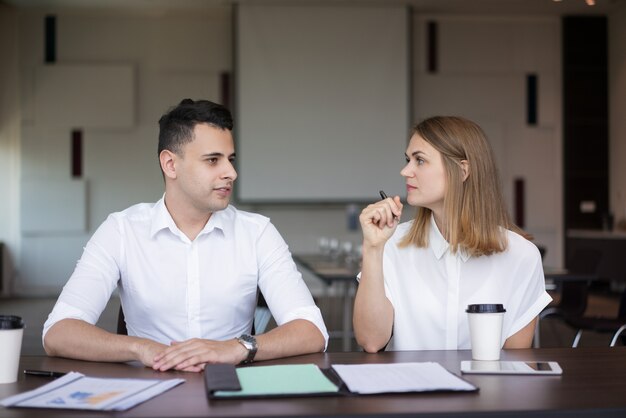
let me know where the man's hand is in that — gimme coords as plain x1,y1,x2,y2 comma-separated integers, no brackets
133,339,169,367
152,338,248,372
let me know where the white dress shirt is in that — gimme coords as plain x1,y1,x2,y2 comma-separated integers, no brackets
43,197,328,347
372,216,551,351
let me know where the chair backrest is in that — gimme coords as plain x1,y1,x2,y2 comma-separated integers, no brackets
559,248,603,317
117,306,127,335
619,288,626,320
567,248,602,275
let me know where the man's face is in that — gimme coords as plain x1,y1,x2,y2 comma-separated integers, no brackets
171,123,237,214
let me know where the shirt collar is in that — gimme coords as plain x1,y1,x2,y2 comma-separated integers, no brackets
428,214,470,262
150,194,232,240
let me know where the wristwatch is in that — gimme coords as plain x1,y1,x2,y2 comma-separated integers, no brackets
236,334,258,364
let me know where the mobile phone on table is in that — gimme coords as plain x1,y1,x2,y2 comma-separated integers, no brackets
460,361,562,375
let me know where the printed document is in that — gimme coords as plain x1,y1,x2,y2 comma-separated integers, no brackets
331,362,476,394
0,372,184,411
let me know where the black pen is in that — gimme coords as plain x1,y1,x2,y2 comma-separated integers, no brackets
24,369,66,378
379,190,399,221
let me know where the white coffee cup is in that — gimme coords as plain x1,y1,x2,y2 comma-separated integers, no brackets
466,304,506,361
0,315,24,384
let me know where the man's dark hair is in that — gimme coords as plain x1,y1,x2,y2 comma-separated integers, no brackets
158,98,233,156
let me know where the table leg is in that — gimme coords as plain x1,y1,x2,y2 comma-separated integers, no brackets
342,280,353,351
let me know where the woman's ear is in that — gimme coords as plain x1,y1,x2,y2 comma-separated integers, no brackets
460,160,470,182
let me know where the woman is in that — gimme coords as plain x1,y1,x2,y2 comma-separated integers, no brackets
353,116,551,353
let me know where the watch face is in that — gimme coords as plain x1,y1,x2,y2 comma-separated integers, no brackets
238,334,258,364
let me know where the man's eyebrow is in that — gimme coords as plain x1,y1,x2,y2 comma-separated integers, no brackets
202,152,224,158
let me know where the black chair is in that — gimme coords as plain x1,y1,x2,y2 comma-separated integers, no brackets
534,248,602,347
565,288,626,347
117,306,127,335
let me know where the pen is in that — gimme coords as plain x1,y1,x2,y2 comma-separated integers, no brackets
379,190,399,221
24,369,66,378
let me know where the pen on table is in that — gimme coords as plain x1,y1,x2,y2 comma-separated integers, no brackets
24,369,66,378
379,190,399,221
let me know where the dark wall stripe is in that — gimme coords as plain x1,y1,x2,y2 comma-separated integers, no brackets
526,74,538,125
220,72,231,110
427,21,438,73
563,16,608,231
71,129,83,178
44,15,56,64
514,178,525,228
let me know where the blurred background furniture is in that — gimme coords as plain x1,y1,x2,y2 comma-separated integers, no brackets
534,248,603,347
294,253,358,351
565,288,626,347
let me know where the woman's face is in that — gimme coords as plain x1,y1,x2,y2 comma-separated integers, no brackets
401,134,447,214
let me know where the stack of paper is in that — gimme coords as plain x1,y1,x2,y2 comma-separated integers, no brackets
0,372,184,411
331,362,476,394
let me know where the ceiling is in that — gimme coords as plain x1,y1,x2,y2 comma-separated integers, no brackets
1,0,624,16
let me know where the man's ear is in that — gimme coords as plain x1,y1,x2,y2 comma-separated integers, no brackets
460,160,470,182
159,150,177,180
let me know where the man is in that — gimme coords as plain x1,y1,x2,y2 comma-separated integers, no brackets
43,99,328,372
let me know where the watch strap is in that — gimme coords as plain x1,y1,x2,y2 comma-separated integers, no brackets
237,334,258,364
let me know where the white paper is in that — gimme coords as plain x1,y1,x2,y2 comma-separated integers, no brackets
0,372,184,411
332,362,475,394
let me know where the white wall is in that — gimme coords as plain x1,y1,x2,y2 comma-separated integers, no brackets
16,8,231,294
0,4,21,296
609,4,626,227
12,6,567,295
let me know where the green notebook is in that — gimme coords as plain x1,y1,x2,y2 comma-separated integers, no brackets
210,364,340,398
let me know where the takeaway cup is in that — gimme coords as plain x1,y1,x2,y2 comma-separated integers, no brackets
466,304,506,361
0,315,24,384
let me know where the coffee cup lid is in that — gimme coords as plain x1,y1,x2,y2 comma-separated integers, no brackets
466,304,506,313
0,315,24,330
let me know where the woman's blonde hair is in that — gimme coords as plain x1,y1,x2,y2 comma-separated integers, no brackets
398,116,525,256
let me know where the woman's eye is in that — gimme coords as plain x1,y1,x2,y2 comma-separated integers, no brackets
405,157,410,163
416,158,424,165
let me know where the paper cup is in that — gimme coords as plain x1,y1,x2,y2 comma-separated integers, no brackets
0,315,24,384
466,304,506,361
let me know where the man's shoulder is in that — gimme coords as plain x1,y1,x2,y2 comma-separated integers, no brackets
225,205,271,230
107,201,158,223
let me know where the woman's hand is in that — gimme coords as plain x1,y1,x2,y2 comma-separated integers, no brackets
359,195,403,249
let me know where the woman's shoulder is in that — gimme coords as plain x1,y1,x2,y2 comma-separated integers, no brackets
503,228,542,261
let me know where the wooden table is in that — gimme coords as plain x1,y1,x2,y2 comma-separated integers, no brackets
2,348,626,417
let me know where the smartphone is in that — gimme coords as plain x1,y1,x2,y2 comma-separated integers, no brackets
460,361,562,375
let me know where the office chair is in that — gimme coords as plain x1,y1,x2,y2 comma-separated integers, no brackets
565,288,626,347
534,248,602,347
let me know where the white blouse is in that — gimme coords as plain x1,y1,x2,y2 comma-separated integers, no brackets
378,216,551,351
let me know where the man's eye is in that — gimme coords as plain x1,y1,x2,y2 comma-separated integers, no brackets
207,158,218,164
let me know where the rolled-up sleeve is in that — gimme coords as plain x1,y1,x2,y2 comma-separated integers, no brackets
42,215,122,346
505,246,553,339
255,222,329,349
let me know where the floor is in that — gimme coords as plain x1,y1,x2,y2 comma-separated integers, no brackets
1,289,622,356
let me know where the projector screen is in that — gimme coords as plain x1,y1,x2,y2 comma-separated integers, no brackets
236,5,410,202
